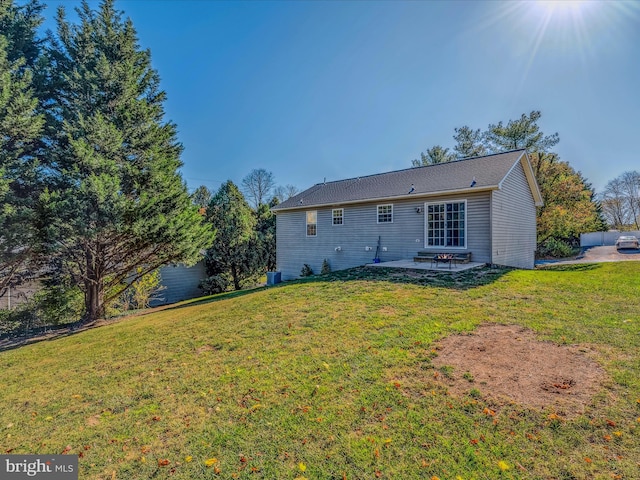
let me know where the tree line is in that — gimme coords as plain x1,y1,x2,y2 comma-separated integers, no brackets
412,111,607,257
194,169,298,295
1,0,300,329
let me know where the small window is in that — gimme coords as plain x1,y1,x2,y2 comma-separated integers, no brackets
332,208,344,225
306,210,317,236
377,204,393,223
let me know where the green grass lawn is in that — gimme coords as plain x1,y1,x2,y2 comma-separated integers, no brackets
1,263,639,479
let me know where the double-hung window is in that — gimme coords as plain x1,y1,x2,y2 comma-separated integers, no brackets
332,208,344,225
377,204,393,223
426,201,466,247
306,211,317,237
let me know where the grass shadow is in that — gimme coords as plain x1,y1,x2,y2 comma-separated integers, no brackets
285,264,513,290
536,263,602,272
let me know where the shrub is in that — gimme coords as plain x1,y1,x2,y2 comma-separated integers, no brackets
300,264,314,277
0,307,37,337
33,284,84,325
0,284,83,337
130,268,165,309
199,275,230,295
321,259,331,275
538,237,577,258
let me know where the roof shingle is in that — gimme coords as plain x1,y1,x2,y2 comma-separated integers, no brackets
273,149,532,211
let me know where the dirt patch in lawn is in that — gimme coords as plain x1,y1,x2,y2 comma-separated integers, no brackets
432,324,607,417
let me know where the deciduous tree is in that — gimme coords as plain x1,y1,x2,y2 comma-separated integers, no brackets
242,168,275,210
273,184,299,203
601,171,640,230
531,152,605,251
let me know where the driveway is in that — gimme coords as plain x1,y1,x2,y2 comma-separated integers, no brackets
537,245,640,266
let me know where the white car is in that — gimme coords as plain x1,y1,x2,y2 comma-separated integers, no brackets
615,235,639,250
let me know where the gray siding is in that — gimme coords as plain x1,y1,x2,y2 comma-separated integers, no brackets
276,192,492,280
491,161,537,269
0,281,39,309
152,261,207,306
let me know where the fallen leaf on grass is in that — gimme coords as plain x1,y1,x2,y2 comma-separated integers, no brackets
158,459,170,466
205,458,218,467
298,462,306,472
497,461,509,471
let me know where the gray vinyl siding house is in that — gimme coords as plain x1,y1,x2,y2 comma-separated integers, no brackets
272,150,543,280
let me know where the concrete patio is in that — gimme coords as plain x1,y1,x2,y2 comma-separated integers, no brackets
365,259,486,272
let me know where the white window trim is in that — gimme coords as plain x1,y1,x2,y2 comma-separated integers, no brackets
332,208,344,226
377,204,393,224
306,210,317,237
423,200,467,249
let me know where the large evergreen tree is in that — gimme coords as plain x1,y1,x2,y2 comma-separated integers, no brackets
204,181,260,291
255,200,277,273
40,0,213,322
452,126,486,159
483,111,559,153
0,0,45,299
411,145,455,167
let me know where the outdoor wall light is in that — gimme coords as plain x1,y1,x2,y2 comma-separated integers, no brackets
335,246,342,252
416,207,422,213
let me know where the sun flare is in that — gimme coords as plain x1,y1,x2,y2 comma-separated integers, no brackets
535,0,589,17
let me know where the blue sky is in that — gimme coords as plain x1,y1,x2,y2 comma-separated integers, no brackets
40,0,640,195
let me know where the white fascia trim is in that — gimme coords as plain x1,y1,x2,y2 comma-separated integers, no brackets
497,151,544,207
